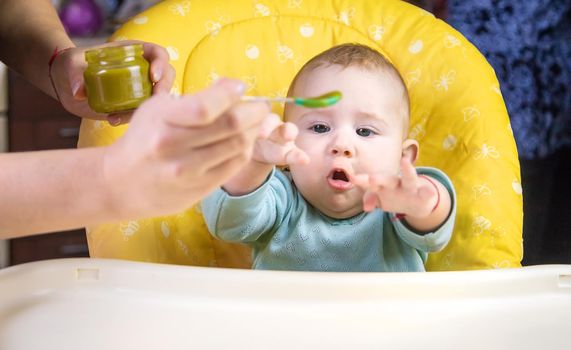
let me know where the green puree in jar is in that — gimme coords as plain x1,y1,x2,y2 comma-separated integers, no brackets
84,44,152,113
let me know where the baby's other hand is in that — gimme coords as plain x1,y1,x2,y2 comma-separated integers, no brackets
351,158,438,218
253,113,309,166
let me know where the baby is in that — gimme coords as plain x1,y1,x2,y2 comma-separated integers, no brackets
202,43,456,272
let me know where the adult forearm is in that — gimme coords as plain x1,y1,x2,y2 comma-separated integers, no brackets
0,147,117,238
0,0,75,97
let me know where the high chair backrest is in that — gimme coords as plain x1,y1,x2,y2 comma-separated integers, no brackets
78,0,523,270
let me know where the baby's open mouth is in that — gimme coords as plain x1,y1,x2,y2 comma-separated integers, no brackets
327,168,353,190
332,170,349,182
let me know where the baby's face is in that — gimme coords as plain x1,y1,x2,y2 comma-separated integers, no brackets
286,64,408,219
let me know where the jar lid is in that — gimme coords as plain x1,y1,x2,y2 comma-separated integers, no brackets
85,44,144,63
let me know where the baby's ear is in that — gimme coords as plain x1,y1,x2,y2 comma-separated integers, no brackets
402,139,419,164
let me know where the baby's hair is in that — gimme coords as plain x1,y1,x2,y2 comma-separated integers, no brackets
287,43,410,128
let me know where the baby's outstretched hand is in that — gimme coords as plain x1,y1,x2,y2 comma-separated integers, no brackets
254,113,309,166
351,158,438,218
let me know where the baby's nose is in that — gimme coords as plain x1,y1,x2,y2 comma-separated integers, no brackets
331,145,354,158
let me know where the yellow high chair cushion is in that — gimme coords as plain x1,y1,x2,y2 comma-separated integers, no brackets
78,0,523,270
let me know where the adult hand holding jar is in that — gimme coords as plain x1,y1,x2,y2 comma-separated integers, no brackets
0,0,174,126
49,41,175,126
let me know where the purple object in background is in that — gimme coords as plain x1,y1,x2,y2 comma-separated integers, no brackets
59,0,104,36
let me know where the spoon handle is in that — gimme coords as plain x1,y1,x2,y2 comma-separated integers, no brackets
241,95,295,104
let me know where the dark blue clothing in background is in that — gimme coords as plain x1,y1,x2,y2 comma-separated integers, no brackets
448,0,571,159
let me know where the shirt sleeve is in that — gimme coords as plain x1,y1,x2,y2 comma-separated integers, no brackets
388,167,457,253
201,168,292,243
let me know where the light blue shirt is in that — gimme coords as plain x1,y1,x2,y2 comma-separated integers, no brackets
202,167,456,272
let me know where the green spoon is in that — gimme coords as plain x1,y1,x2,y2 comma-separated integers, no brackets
242,91,342,108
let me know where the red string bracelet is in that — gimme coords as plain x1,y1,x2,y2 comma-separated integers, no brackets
48,46,62,103
393,175,441,221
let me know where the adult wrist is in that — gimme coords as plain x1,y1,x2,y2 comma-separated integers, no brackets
97,144,136,222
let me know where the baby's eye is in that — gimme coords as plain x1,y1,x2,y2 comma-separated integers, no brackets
356,128,376,137
311,124,330,133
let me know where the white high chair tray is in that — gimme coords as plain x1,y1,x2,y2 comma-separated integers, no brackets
0,258,569,349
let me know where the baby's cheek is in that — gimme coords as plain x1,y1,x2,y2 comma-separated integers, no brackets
381,142,403,167
362,154,399,175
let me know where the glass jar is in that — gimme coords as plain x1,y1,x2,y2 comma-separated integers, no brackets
84,44,152,113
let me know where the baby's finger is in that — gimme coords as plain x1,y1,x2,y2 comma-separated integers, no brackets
363,191,378,212
285,148,310,165
258,113,282,139
369,173,399,190
350,174,370,189
268,122,298,144
400,158,418,191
